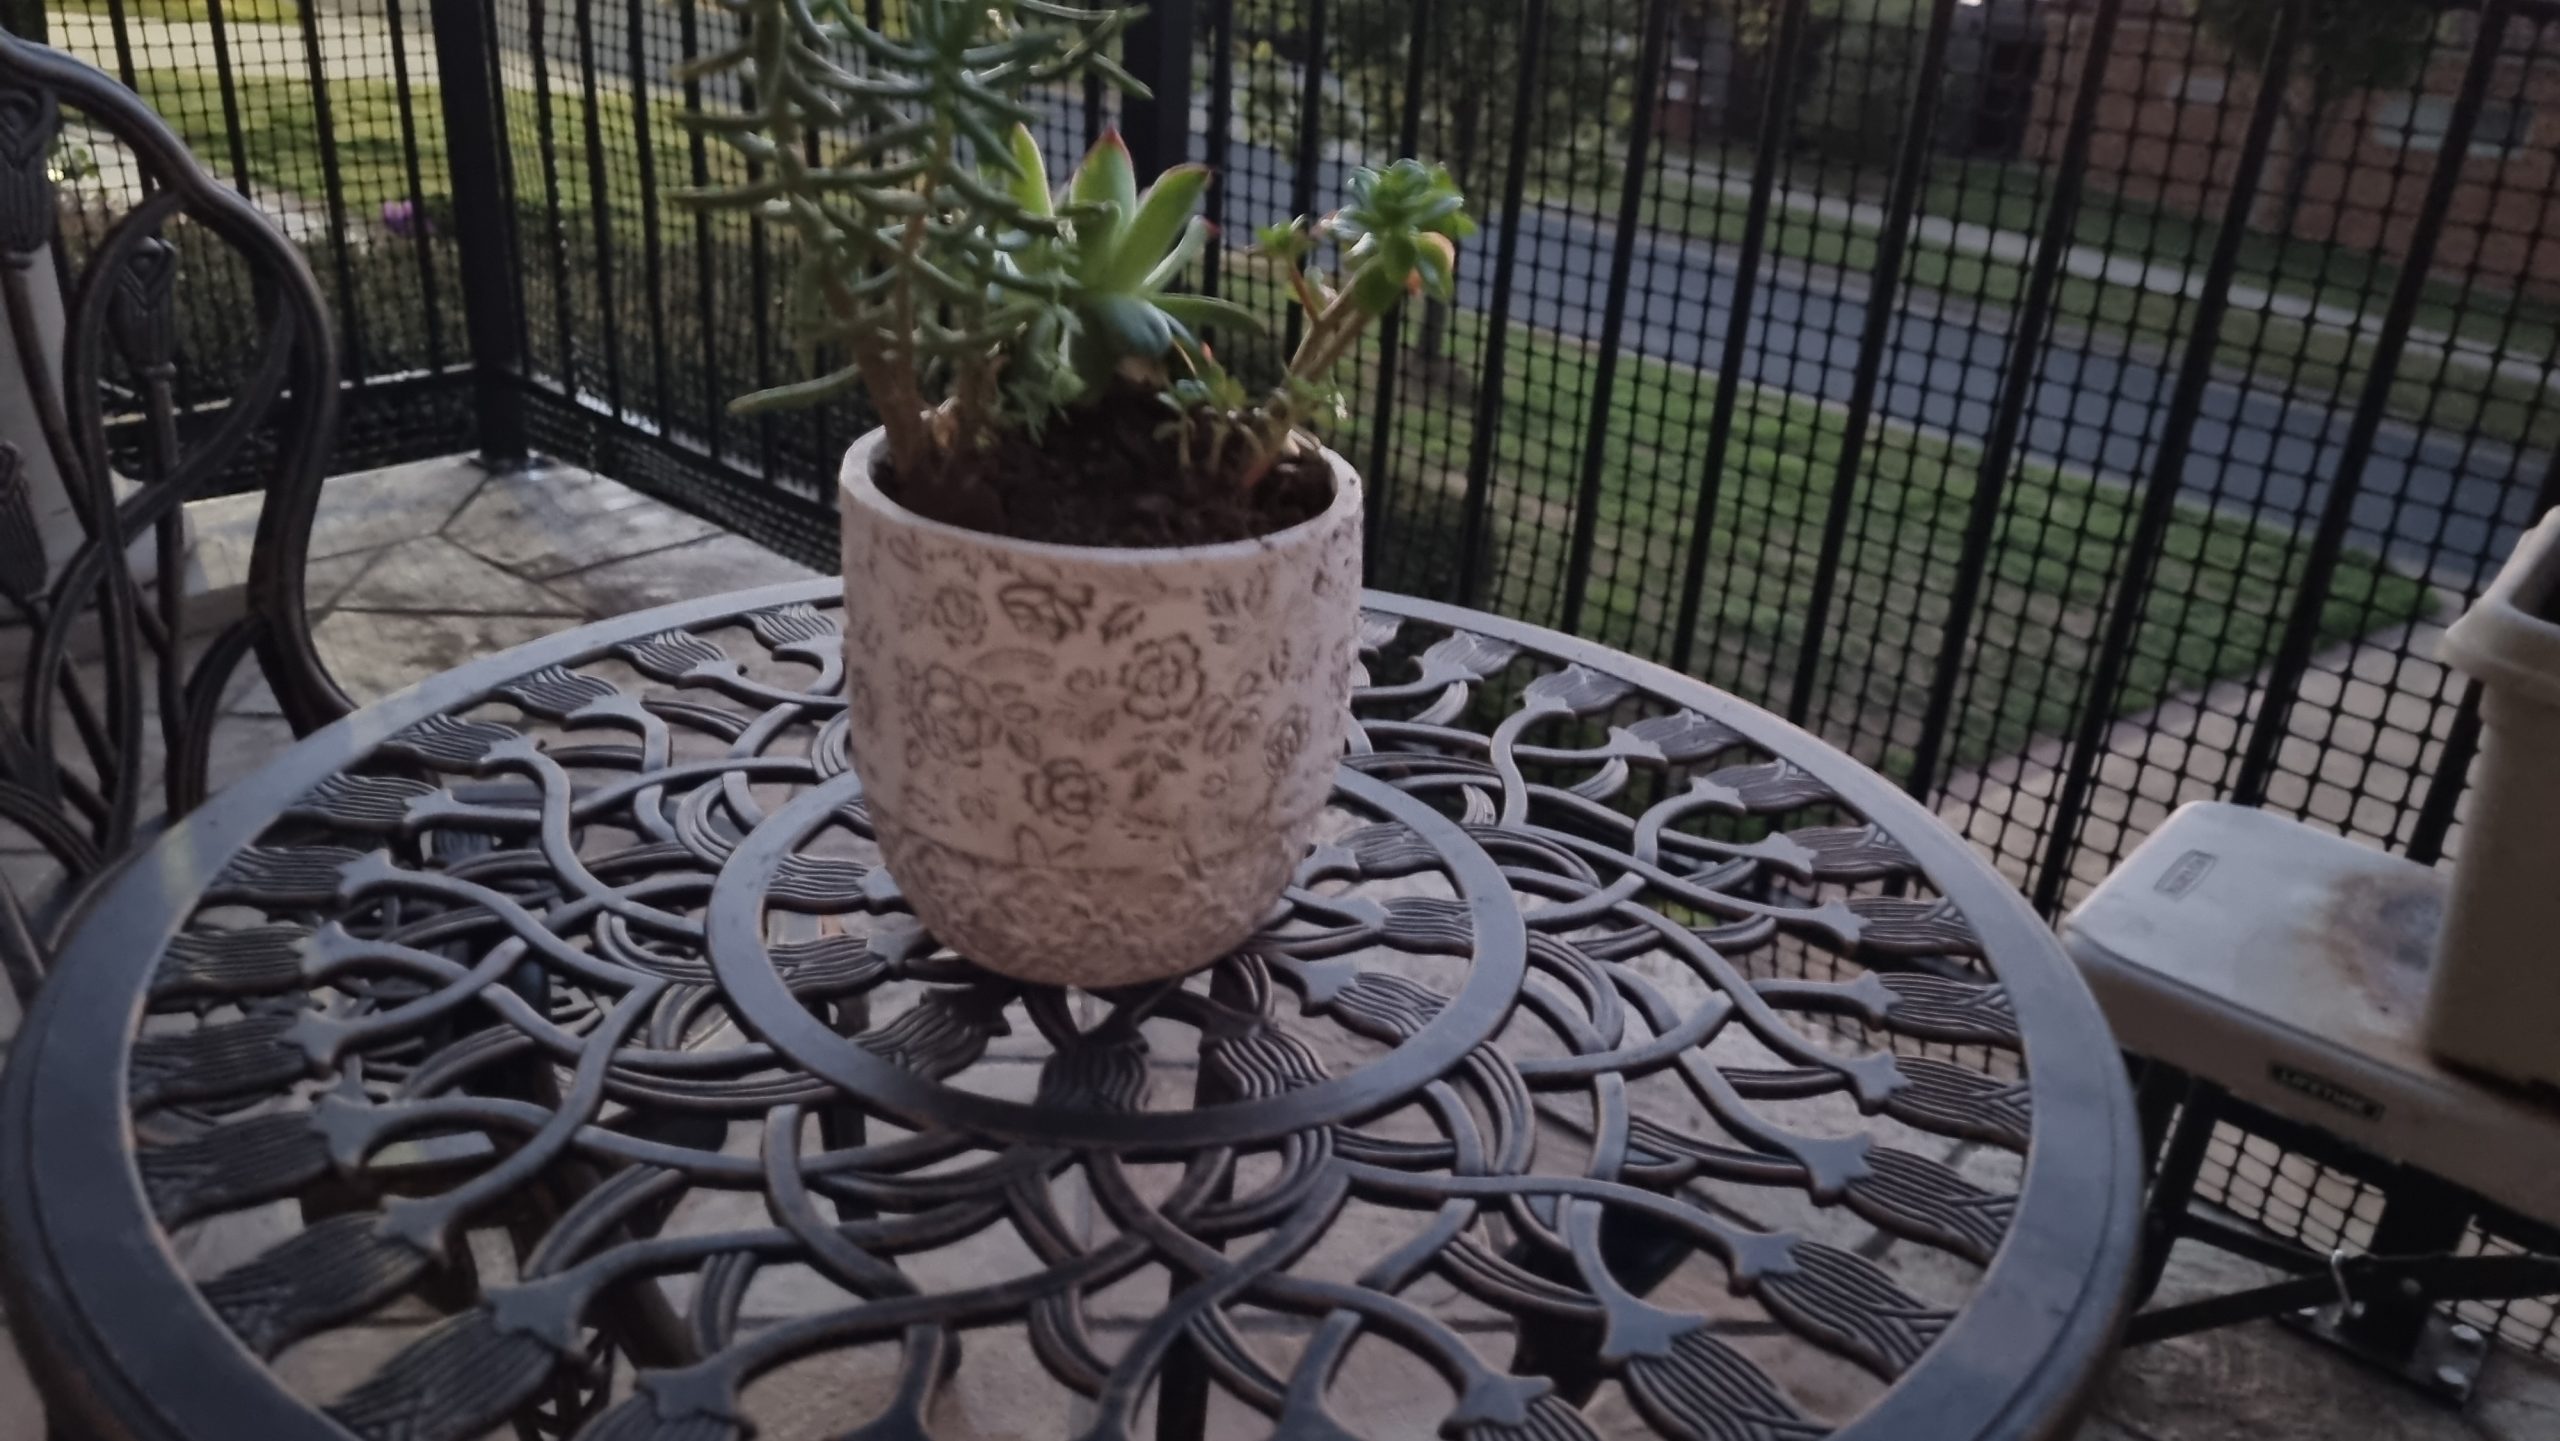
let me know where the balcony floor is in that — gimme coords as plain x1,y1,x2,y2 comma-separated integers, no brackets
0,457,2550,1439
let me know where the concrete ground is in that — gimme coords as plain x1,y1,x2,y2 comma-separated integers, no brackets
0,456,2551,1438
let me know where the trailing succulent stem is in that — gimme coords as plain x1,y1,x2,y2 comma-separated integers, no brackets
676,0,1470,510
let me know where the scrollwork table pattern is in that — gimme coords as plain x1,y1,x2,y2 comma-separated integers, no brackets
0,583,2139,1441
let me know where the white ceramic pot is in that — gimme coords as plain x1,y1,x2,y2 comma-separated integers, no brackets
837,428,1364,987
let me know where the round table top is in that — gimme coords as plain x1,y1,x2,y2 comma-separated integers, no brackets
1,583,2138,1441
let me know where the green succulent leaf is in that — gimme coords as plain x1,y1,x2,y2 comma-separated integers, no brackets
1108,166,1210,288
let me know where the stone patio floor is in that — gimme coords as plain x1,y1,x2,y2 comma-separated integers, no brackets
0,455,2553,1439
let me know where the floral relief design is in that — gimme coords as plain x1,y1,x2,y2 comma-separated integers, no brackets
1023,757,1107,831
928,585,987,647
1121,635,1205,720
999,579,1093,643
908,662,999,766
1264,703,1312,779
1195,694,1259,758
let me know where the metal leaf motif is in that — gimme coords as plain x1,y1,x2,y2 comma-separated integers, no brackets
207,845,364,905
1754,1241,1952,1379
1845,896,1982,958
1380,896,1476,955
202,1214,432,1357
767,854,869,910
619,628,728,681
1787,823,1916,880
1846,1146,2015,1264
289,773,439,833
856,989,1011,1079
130,1012,306,1109
325,1309,560,1441
0,443,47,598
151,923,310,1000
1357,610,1404,652
1417,630,1520,684
1701,761,1833,812
1877,973,2017,1046
1523,664,1636,715
748,602,837,649
0,86,60,256
1882,1057,2032,1151
381,714,520,769
139,1112,331,1227
500,663,620,719
106,234,178,374
1618,710,1743,765
1623,1329,1828,1441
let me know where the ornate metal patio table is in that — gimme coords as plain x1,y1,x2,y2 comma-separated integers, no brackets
0,582,2139,1441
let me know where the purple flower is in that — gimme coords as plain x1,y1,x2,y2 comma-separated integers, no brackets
380,199,427,238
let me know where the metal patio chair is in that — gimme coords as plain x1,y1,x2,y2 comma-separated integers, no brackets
2063,801,2560,1404
0,30,354,1000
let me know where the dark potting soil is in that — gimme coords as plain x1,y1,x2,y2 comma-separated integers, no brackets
879,394,1335,549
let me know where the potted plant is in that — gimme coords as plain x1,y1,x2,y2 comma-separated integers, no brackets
679,0,1472,987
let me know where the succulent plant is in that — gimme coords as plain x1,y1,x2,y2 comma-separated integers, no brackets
677,0,1469,501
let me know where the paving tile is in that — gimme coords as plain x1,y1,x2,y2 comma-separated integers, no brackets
329,536,585,617
312,610,576,706
445,465,720,581
194,456,491,570
542,533,820,619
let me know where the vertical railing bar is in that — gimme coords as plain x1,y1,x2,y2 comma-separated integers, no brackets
2231,0,2515,808
2409,448,2560,864
1283,0,1327,361
485,2,533,390
2405,687,2484,866
1201,0,1235,302
627,0,671,426
1781,0,1963,725
104,0,136,87
378,0,446,372
1119,0,1195,177
1084,71,1106,150
1361,0,1433,577
1557,0,1679,636
426,0,528,464
1901,0,2129,801
680,0,723,459
2029,0,2307,916
529,0,580,399
1666,0,1813,676
1451,0,1551,610
293,0,366,383
201,0,254,193
573,0,623,417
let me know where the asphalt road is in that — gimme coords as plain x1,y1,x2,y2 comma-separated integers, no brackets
510,2,2548,588
1182,136,2545,589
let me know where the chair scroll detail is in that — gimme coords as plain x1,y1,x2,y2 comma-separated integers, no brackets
0,32,353,995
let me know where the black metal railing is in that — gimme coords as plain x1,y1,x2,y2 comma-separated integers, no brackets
19,0,2560,1357
28,0,2560,904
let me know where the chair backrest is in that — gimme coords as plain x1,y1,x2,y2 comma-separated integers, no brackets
0,32,352,997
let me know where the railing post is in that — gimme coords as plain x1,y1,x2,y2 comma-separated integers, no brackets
1120,0,1196,178
427,0,529,469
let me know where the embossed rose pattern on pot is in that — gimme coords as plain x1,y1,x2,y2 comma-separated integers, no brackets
840,430,1365,985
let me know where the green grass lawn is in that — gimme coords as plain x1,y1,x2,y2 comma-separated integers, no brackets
50,0,300,23
1214,260,2433,777
130,68,741,223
